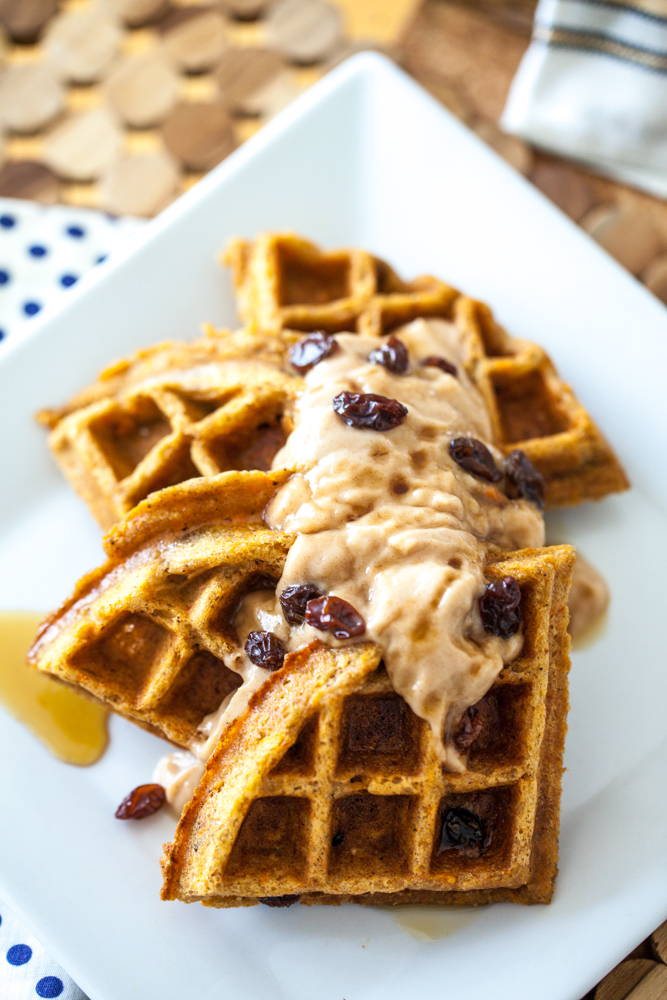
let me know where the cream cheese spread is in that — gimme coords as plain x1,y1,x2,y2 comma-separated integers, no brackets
156,317,546,804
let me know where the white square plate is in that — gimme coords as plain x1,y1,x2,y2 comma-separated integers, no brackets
0,54,666,1000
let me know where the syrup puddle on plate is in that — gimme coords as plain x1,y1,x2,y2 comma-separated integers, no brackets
392,905,478,941
571,608,608,651
0,610,108,765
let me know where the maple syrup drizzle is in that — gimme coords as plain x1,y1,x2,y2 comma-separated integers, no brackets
392,905,478,940
0,610,108,766
570,608,608,651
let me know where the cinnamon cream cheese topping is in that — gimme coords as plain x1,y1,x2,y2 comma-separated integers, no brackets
153,317,546,805
263,318,544,769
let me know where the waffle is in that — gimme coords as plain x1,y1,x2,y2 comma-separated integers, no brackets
38,235,627,532
37,327,301,530
160,543,575,907
30,468,574,906
225,232,629,507
30,235,592,909
28,471,293,747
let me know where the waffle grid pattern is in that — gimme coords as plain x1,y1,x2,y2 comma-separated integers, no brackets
227,232,629,507
225,231,460,337
234,670,536,897
64,525,290,744
42,345,300,528
38,235,628,531
31,474,573,904
160,542,574,905
29,474,293,746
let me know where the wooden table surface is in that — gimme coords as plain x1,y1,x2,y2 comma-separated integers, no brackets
401,0,667,307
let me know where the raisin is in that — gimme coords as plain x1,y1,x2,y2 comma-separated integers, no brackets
368,335,409,374
279,583,322,625
421,356,457,377
305,595,366,640
332,831,345,847
449,437,502,483
438,807,489,854
333,392,407,431
289,331,338,372
479,577,522,637
504,449,546,511
453,705,483,752
259,895,301,907
245,631,286,671
115,783,166,820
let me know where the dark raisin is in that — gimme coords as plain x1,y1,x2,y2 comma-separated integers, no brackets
289,331,338,372
333,391,407,432
439,807,489,854
115,783,166,820
390,478,409,495
368,335,409,374
453,705,483,752
421,356,457,377
331,831,345,847
279,583,322,625
479,577,522,637
503,449,546,510
245,631,286,671
305,595,366,640
258,895,301,907
449,437,502,483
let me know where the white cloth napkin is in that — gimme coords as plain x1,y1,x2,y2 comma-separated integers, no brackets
501,0,667,197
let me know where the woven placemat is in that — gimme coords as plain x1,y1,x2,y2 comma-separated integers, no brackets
0,0,419,215
1,0,665,303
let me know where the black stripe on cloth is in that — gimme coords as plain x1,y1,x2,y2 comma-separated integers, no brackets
574,0,667,28
534,23,667,74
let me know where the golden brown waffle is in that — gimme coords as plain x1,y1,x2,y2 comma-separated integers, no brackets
161,543,574,907
38,234,627,531
30,469,574,905
225,232,629,507
224,231,460,338
28,471,293,747
37,328,301,530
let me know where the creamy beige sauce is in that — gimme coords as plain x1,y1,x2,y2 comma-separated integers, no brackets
156,318,545,804
153,749,205,814
216,321,539,763
568,553,609,641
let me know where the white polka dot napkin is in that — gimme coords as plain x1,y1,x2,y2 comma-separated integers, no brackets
502,0,667,198
0,197,146,343
0,900,88,999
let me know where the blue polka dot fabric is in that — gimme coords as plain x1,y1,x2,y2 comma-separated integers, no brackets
0,197,145,343
0,901,88,999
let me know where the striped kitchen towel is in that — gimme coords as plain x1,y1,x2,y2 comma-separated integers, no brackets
501,0,667,197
